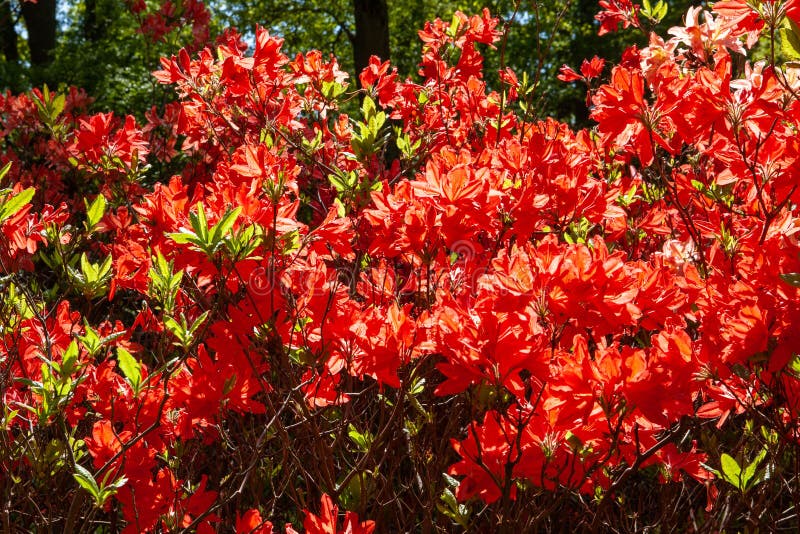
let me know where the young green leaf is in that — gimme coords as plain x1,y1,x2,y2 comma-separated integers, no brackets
720,453,742,488
781,19,800,60
0,161,11,181
116,347,142,393
361,95,377,120
192,202,209,241
73,464,101,501
209,206,241,245
60,340,80,377
84,195,107,230
0,187,35,223
741,448,767,492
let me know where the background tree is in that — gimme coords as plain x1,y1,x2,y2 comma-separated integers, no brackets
353,0,390,83
20,0,56,66
0,0,219,112
0,0,704,121
0,1,18,63
0,0,57,88
1,0,25,91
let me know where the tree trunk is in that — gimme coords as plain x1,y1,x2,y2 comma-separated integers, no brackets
0,0,19,62
21,0,57,66
83,0,103,41
352,0,390,85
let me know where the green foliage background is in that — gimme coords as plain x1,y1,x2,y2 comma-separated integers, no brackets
2,0,708,122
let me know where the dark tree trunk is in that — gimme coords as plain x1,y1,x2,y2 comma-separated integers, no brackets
83,0,103,41
0,0,19,62
352,0,389,85
21,0,57,66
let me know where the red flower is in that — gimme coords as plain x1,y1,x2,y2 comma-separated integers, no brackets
294,494,375,534
69,113,149,171
596,0,640,36
786,0,800,26
557,64,583,83
591,66,679,166
236,509,274,534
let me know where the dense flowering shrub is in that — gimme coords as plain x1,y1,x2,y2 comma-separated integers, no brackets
3,1,800,531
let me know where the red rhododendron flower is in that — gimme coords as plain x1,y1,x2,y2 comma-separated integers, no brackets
596,0,640,36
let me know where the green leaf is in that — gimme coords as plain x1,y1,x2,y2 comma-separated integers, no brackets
75,464,126,508
781,19,800,60
78,323,126,357
655,1,668,20
720,453,742,488
321,80,346,99
226,223,261,259
84,195,107,230
80,253,96,280
333,197,346,217
741,448,767,491
564,430,583,451
0,187,35,223
154,250,170,277
190,202,209,242
164,316,184,342
168,230,197,245
100,472,128,497
780,273,800,287
440,487,458,510
116,347,142,392
209,206,241,244
442,473,460,488
0,161,11,181
361,95,377,120
437,482,471,529
446,12,460,38
96,255,113,280
60,340,80,376
148,251,183,312
302,129,324,153
409,377,426,396
348,424,372,452
751,462,774,488
73,464,101,500
52,93,66,118
187,311,209,338
329,171,350,194
170,203,240,257
788,353,800,377
70,253,113,298
165,312,208,349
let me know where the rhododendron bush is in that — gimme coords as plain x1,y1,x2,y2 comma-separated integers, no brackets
4,1,800,531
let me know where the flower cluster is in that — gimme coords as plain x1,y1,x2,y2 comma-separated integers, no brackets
3,2,800,531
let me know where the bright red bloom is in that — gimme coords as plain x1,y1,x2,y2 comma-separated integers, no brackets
294,494,375,534
558,64,583,82
596,0,640,36
236,509,274,534
4,5,800,531
592,66,679,166
786,0,800,26
69,113,149,171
